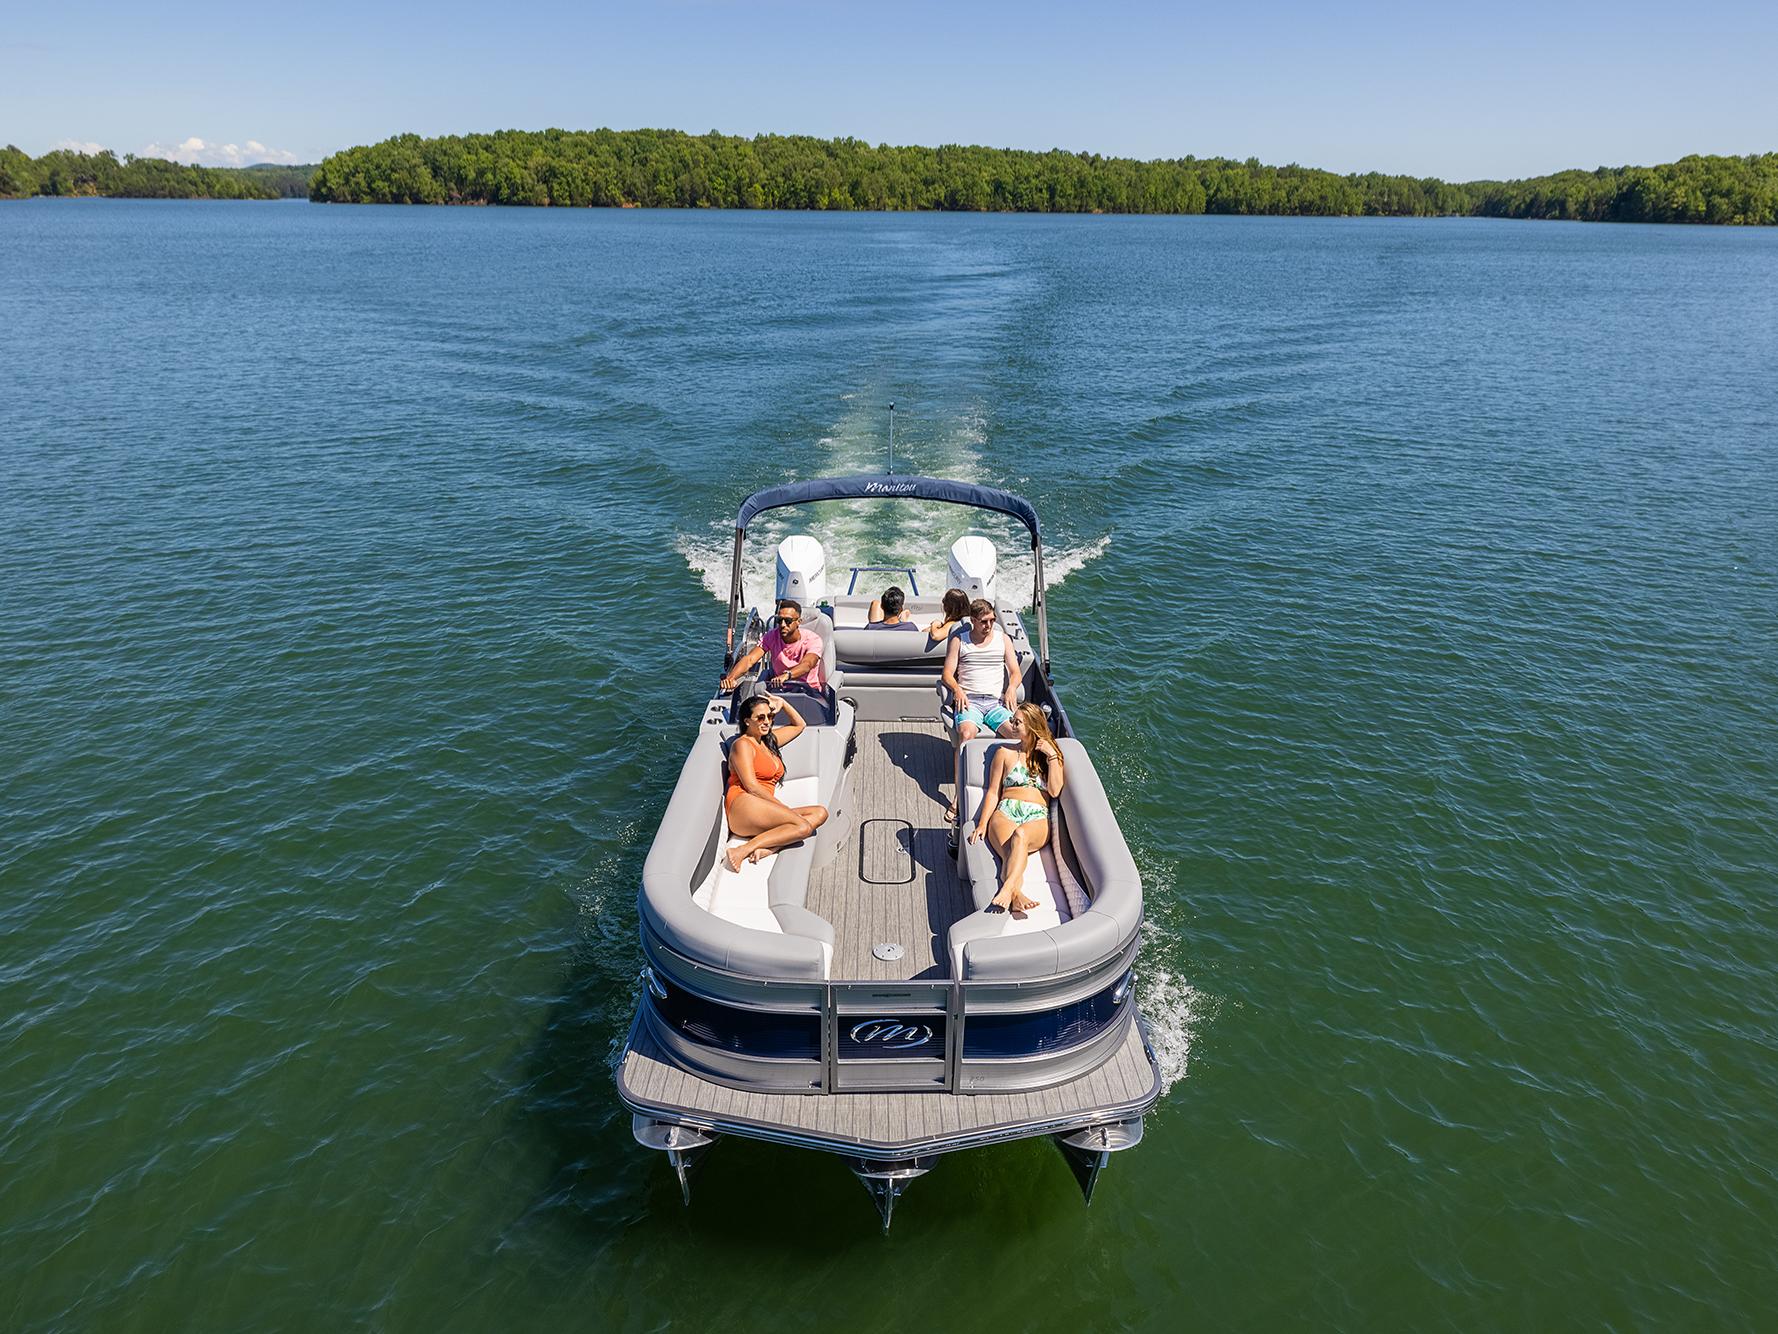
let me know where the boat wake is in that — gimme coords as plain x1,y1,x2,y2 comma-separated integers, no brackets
675,402,1110,610
1136,920,1218,1098
1130,848,1217,1099
1008,534,1110,598
676,524,1111,612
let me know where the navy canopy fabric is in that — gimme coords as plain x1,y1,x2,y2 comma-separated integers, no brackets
735,474,1041,542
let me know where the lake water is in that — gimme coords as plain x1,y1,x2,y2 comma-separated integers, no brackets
3,199,1776,1331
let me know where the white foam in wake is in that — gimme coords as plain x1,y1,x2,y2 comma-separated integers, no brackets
676,528,749,605
1123,843,1218,1098
1136,919,1218,1096
672,526,1102,615
677,521,1112,612
677,399,1112,616
996,534,1111,609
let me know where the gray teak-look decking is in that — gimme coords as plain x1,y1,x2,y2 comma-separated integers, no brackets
619,1017,1158,1153
805,721,972,981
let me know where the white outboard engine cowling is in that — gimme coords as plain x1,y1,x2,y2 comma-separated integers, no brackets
948,535,998,604
775,535,828,608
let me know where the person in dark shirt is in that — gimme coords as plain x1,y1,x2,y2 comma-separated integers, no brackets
866,585,920,630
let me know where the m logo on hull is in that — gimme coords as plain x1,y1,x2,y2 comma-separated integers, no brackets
848,1019,934,1049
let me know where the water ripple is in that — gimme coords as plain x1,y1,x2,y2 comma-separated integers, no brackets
2,203,1775,1332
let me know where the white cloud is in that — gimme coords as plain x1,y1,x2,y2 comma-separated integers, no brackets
142,136,301,167
52,139,109,155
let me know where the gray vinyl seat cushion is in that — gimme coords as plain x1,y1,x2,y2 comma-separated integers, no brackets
829,595,945,628
739,609,842,693
641,705,851,980
830,626,955,668
946,737,1142,980
800,608,841,690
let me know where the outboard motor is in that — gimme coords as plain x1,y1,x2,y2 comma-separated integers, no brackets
947,535,998,604
775,535,828,607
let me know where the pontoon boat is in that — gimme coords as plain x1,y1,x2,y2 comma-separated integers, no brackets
615,475,1161,1228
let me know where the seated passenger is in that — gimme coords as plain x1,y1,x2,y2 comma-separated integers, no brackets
942,597,1022,820
719,598,826,693
967,703,1066,914
723,694,829,872
925,588,970,648
866,585,920,629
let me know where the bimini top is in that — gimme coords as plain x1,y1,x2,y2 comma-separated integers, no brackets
735,474,1041,545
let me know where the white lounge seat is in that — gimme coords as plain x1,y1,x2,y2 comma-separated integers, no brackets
967,838,1090,938
689,776,834,978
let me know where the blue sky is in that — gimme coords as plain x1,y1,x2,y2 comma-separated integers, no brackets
4,0,1774,179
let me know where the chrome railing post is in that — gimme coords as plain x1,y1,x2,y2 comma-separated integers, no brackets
821,982,838,1093
946,982,965,1092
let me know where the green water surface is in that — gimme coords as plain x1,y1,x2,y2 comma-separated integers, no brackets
3,201,1776,1331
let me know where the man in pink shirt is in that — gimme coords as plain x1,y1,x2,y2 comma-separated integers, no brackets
720,599,826,693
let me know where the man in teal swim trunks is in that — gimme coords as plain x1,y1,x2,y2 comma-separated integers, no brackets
941,598,1021,820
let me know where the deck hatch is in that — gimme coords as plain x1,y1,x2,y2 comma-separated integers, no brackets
859,819,914,884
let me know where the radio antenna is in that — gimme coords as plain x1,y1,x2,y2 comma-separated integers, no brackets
888,402,896,475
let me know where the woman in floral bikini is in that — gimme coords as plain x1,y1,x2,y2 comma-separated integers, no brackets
967,703,1066,914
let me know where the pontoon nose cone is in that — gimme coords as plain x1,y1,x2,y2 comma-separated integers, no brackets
1054,1118,1144,1206
846,1157,934,1232
633,1116,719,1207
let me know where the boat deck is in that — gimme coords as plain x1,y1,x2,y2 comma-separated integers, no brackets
618,716,1165,1157
618,1012,1161,1155
806,720,971,981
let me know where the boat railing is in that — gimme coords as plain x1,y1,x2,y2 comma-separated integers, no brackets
641,930,1140,1095
843,565,920,597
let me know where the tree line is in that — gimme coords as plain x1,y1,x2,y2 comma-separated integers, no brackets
7,135,1775,223
0,147,314,200
306,131,1778,224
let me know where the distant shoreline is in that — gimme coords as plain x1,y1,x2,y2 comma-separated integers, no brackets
9,133,1776,224
0,149,313,202
13,198,1770,230
305,131,1778,226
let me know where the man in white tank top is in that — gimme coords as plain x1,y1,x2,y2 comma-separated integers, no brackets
941,599,1021,818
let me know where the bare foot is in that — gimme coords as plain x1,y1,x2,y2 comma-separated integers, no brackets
723,847,746,873
988,888,1014,913
747,848,768,865
1010,891,1040,915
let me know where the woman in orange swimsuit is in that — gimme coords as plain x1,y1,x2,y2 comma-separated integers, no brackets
724,693,829,872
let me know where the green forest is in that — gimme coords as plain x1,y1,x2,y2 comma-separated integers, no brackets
0,147,314,200
7,133,1776,223
306,131,1778,223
